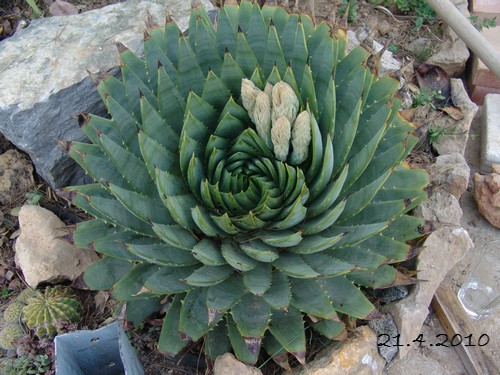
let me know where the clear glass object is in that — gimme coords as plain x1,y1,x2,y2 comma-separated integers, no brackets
458,240,500,319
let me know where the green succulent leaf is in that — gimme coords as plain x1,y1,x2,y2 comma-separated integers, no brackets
268,307,306,365
158,295,187,354
207,275,246,311
311,319,345,340
84,257,133,291
318,276,376,319
205,319,232,359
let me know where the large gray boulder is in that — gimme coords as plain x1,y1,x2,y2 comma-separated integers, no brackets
0,0,214,188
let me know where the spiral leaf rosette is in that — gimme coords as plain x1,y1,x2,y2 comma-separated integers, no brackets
64,1,428,365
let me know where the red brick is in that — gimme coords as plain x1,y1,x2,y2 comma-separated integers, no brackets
470,85,500,105
469,26,500,89
471,0,500,13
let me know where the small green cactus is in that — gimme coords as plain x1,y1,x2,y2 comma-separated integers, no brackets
15,288,37,304
0,324,24,350
22,287,82,338
1,354,51,375
3,302,24,324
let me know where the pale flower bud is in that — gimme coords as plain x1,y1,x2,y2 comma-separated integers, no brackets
264,82,274,98
290,111,311,165
271,81,299,125
271,116,291,161
241,79,260,120
253,91,272,148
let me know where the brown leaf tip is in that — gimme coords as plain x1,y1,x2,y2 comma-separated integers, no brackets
57,139,73,154
78,113,91,128
243,337,262,355
116,42,128,54
59,232,75,245
292,351,306,366
56,188,77,202
364,309,383,321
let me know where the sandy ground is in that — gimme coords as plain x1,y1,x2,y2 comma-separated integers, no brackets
386,110,500,375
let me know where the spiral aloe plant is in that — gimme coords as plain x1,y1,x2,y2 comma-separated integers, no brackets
63,1,428,366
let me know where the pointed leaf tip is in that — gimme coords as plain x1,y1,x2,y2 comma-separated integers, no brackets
292,351,306,365
77,113,90,128
364,309,383,320
116,41,128,53
57,139,72,154
56,188,77,201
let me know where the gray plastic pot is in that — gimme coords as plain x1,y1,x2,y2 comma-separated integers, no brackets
54,321,144,375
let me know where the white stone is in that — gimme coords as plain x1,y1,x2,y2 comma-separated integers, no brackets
0,0,214,188
346,30,360,53
382,227,473,359
214,353,263,375
290,326,385,375
346,30,401,77
426,24,470,77
432,79,478,156
414,190,463,226
429,153,470,200
373,40,400,76
14,205,99,288
481,94,500,173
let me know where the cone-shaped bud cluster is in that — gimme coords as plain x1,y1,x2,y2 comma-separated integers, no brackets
271,81,299,125
271,116,291,161
290,111,312,165
241,79,311,163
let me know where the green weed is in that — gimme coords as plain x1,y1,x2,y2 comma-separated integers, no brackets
412,89,445,109
469,15,497,32
370,0,436,27
25,0,42,18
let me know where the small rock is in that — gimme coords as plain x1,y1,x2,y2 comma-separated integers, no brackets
450,0,469,15
346,30,360,53
414,190,463,225
372,285,409,305
473,165,500,228
382,227,473,359
376,20,391,36
429,153,470,199
368,314,399,364
0,149,34,206
346,30,401,76
432,79,478,155
426,25,469,77
406,38,433,58
374,40,401,76
14,205,99,288
290,326,385,375
481,94,500,173
214,353,263,375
